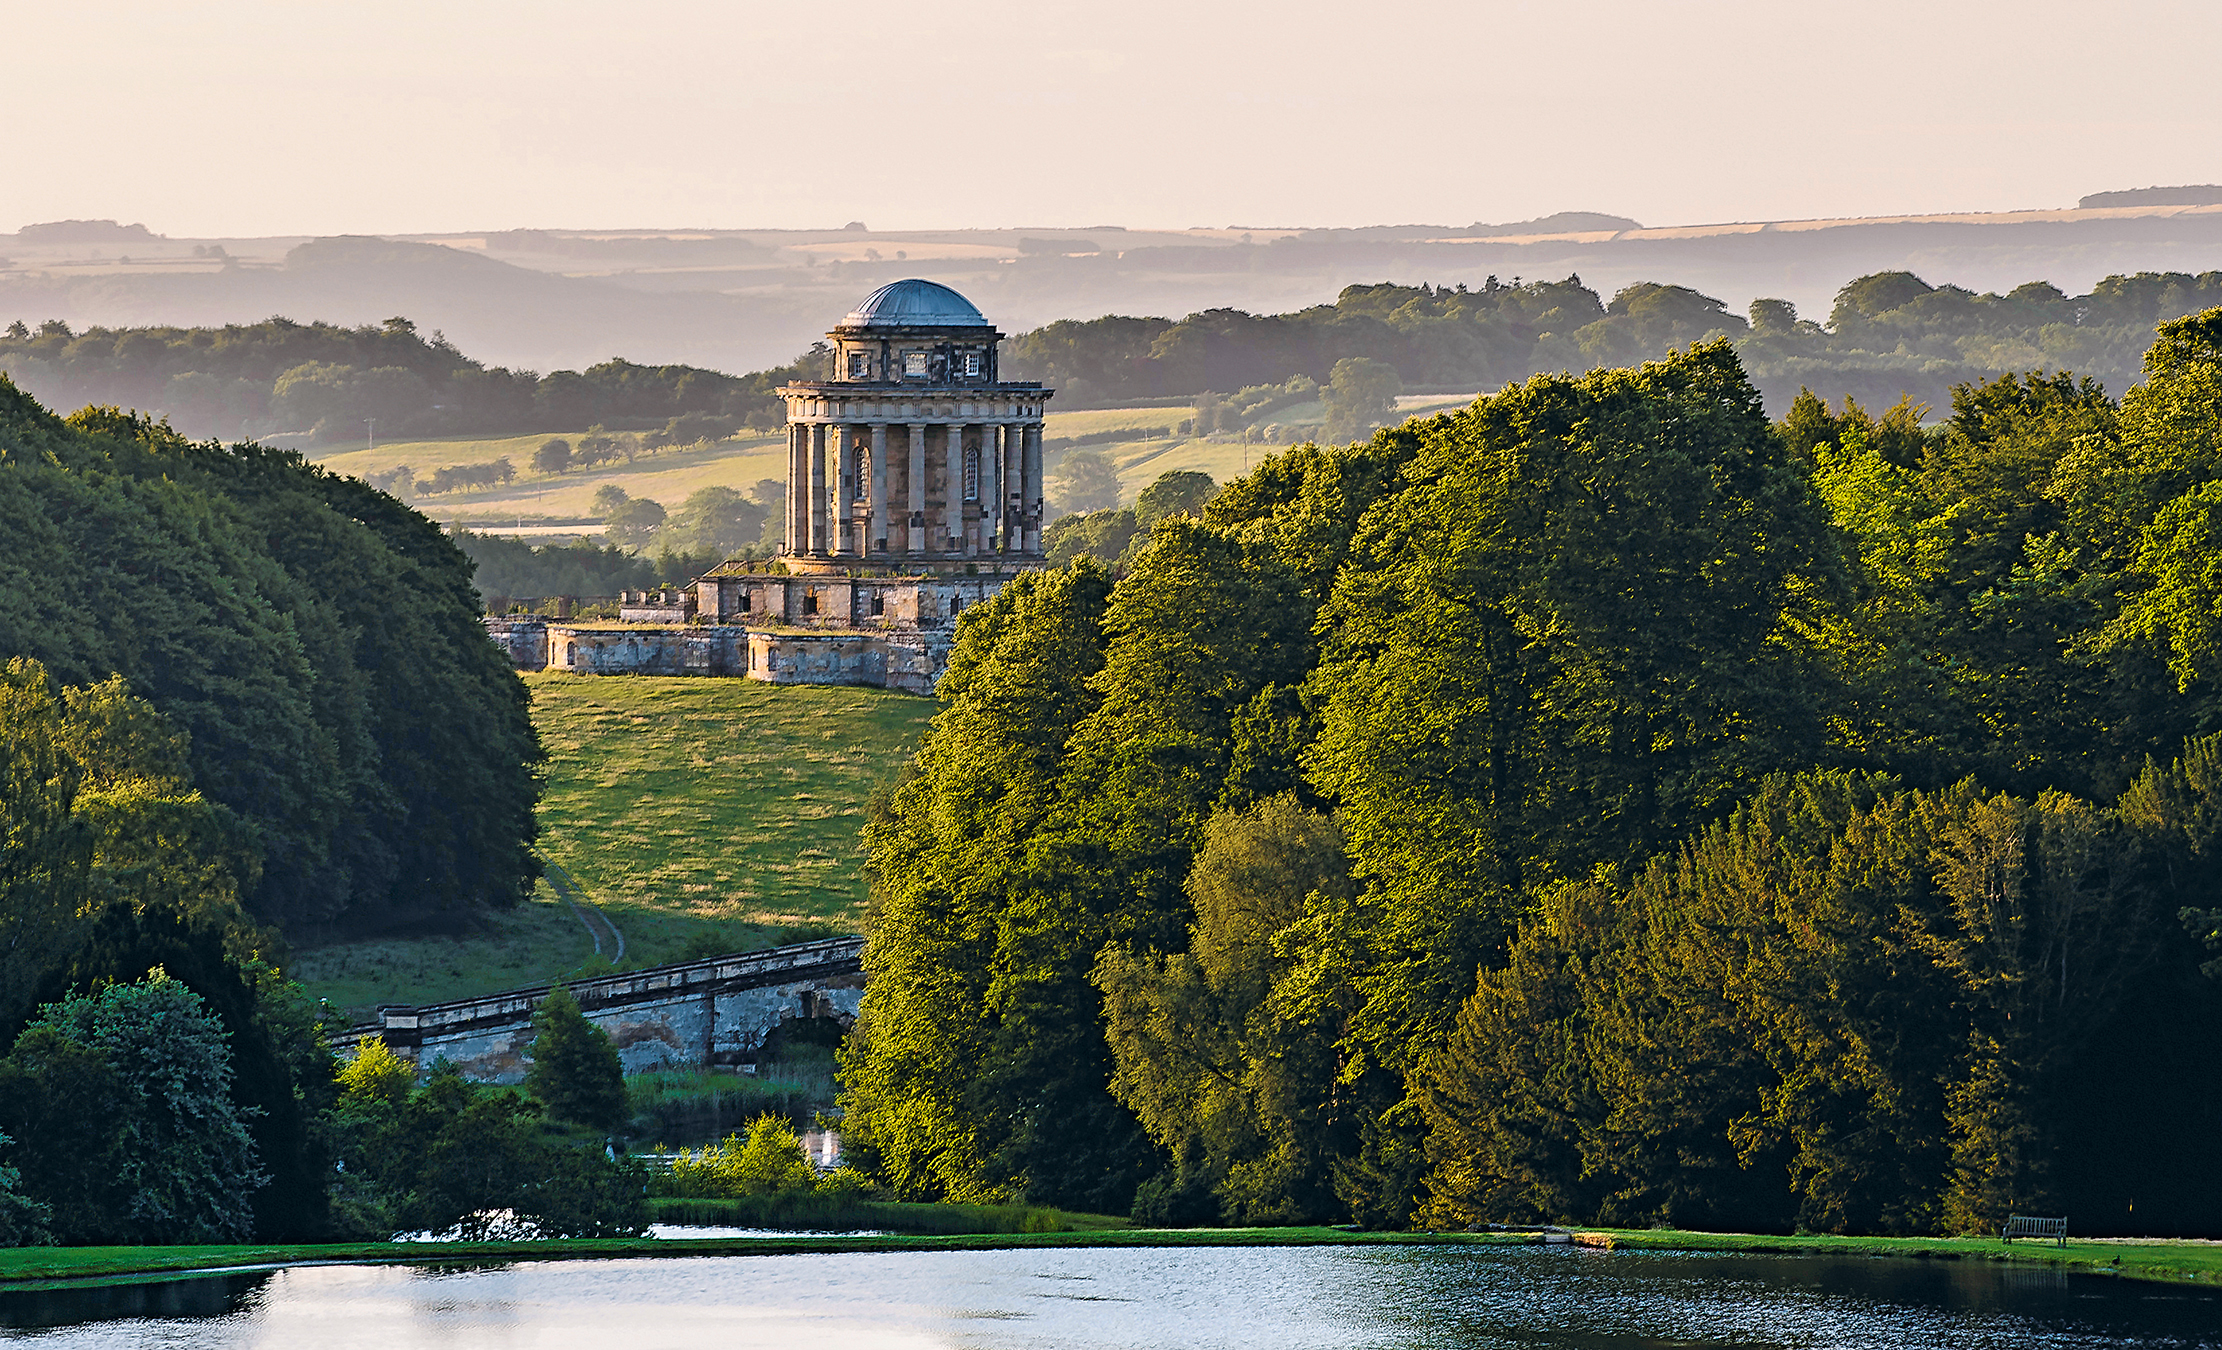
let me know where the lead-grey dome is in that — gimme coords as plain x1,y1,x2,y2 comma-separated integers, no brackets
842,279,988,328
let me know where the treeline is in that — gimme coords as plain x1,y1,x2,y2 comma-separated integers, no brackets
452,501,775,609
840,314,2222,1234
16,269,2218,456
0,315,822,444
1002,270,2222,413
0,380,542,931
0,693,830,1247
0,729,652,1247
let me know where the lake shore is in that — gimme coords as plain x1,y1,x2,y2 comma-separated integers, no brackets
5,1225,2217,1294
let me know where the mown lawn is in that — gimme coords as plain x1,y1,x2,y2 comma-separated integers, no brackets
526,674,931,929
291,675,933,1018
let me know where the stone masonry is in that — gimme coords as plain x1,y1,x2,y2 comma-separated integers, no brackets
483,280,1051,695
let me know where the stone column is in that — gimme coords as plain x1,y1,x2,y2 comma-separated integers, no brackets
1006,421,1023,552
869,423,889,554
808,423,828,556
980,424,1002,554
962,425,980,558
907,423,927,556
1023,422,1044,554
785,421,804,554
827,425,849,557
943,424,964,555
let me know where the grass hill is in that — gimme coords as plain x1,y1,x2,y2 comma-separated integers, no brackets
290,674,934,1019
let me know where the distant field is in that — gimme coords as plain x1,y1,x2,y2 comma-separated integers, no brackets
291,674,933,1018
1045,406,1190,437
306,398,1472,530
313,432,788,521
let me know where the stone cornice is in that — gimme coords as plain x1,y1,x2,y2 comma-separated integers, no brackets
778,380,1048,394
777,385,1056,423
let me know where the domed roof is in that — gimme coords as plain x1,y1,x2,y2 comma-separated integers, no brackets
842,279,988,329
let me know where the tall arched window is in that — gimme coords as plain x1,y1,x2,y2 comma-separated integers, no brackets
964,444,980,501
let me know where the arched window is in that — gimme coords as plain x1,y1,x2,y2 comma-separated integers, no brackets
964,445,979,501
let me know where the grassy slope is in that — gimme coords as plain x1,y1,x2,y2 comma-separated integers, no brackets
291,674,933,1018
7,1227,2218,1292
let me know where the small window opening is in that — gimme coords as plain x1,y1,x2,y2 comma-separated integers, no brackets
847,350,871,379
964,446,980,501
869,591,885,617
802,590,819,616
961,352,982,378
903,351,928,379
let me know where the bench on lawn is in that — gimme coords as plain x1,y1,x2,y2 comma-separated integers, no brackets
2001,1214,2068,1246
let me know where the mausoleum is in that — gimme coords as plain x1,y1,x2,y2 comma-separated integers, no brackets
486,280,1054,694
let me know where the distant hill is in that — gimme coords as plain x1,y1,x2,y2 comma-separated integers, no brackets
2080,185,2222,209
8,202,2222,376
1462,211,1644,236
16,219,161,243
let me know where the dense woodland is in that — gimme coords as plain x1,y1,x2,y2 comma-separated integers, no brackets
9,269,2222,447
0,315,815,444
10,296,2222,1244
1004,270,2222,416
0,382,542,933
841,311,2222,1236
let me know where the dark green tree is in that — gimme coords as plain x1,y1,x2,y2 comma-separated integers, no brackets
1096,795,1355,1224
1134,470,1217,528
525,984,626,1132
1048,449,1122,515
0,973,266,1243
840,563,1118,1203
534,437,572,474
1321,357,1402,444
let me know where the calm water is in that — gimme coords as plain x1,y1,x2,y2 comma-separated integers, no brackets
5,1245,2218,1349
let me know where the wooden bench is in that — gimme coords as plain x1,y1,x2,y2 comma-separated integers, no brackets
2001,1214,2068,1246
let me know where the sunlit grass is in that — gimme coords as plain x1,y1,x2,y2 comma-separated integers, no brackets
291,675,932,1019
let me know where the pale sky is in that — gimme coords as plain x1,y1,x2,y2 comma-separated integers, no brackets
8,0,2220,237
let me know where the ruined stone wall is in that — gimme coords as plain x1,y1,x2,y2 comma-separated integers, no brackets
486,617,550,670
485,569,1019,691
547,624,748,675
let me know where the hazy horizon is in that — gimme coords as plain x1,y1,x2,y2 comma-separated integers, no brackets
10,0,2220,239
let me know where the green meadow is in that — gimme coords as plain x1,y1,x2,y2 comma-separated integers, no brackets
290,674,933,1018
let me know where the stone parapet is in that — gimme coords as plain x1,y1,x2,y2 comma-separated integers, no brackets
342,936,866,1083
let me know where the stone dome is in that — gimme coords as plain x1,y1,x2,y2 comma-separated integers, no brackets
842,279,988,329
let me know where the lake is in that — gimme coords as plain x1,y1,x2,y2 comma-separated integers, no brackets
5,1244,2219,1348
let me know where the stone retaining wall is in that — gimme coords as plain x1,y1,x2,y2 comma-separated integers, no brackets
346,937,866,1085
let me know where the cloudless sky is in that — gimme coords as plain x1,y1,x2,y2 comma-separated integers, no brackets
8,0,2221,237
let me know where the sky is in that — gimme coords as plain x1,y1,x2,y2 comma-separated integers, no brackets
8,0,2222,238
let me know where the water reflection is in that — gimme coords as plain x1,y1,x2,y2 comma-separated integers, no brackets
2,1245,2216,1349
0,1271,271,1332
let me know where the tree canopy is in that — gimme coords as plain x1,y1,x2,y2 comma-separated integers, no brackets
845,312,2222,1236
0,382,542,930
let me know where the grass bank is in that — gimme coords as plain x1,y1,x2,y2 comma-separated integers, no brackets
1570,1226,2222,1287
646,1195,1129,1234
8,1225,2218,1293
0,1229,1504,1291
293,675,932,1017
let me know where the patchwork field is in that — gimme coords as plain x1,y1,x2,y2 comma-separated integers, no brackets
306,398,1484,530
312,431,789,524
291,674,934,1018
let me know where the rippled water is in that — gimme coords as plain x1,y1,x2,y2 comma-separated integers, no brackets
5,1244,2218,1348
